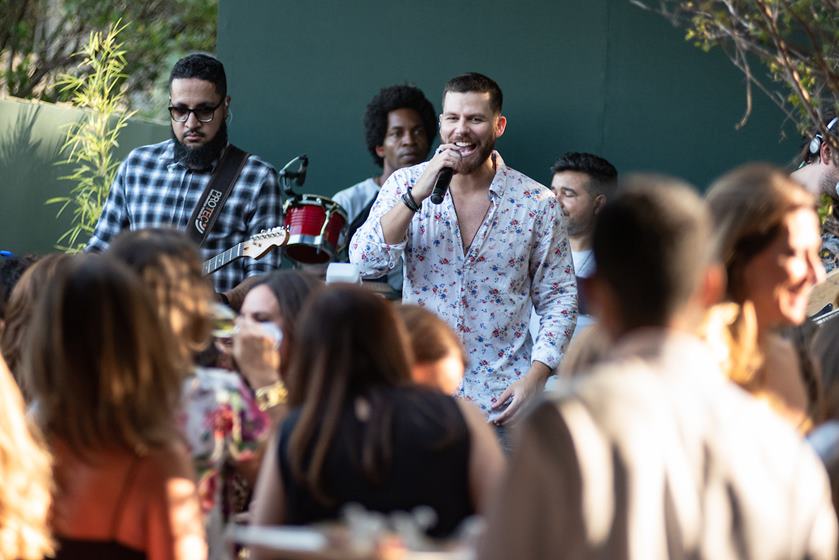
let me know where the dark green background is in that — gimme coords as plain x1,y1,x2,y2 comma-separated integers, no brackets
2,0,804,253
217,0,799,197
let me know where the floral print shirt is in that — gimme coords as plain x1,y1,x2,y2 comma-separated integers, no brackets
350,152,577,413
179,367,269,516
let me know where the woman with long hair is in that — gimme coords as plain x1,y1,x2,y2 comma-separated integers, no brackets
251,285,503,545
0,353,53,560
22,254,205,559
109,228,271,554
706,163,824,431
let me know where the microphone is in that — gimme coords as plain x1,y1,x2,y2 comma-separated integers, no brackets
430,167,454,205
296,154,308,187
279,154,308,197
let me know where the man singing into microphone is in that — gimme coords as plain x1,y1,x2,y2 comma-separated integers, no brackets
350,73,577,442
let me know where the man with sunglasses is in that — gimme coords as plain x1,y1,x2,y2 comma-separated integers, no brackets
87,53,282,294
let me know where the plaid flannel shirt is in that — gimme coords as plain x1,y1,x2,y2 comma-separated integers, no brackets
87,139,282,293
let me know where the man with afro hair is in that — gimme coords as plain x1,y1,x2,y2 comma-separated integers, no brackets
333,84,437,293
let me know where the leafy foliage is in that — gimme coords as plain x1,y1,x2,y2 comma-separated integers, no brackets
46,21,135,252
632,0,839,140
0,0,216,112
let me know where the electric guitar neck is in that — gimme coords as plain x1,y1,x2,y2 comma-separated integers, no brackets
202,226,289,276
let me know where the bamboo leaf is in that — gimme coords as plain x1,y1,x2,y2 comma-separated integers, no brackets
51,20,134,252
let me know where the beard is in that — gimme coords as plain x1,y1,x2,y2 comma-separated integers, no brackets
566,218,588,238
172,121,228,170
450,134,497,175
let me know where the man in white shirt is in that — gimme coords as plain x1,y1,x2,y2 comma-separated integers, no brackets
531,152,617,342
350,73,577,431
480,176,837,559
333,85,437,293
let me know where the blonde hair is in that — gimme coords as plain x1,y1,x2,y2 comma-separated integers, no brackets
0,354,54,559
705,164,816,389
706,163,815,306
23,254,183,456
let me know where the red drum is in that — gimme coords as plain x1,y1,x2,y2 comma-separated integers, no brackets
282,194,348,264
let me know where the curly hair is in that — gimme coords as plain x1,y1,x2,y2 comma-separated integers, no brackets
364,84,437,167
0,253,36,321
0,354,54,560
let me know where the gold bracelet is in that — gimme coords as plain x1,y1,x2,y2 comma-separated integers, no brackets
255,380,288,411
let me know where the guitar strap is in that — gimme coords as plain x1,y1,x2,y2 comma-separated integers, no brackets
346,189,379,247
188,145,250,247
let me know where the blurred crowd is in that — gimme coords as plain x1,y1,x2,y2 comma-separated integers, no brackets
4,52,839,560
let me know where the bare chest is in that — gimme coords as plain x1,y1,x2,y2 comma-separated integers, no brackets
451,191,492,252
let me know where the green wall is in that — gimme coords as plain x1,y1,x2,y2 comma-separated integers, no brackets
0,97,168,254
216,0,799,199
4,1,799,254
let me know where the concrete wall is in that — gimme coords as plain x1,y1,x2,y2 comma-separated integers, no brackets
0,97,168,254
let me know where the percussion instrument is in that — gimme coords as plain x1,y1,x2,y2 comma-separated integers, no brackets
283,194,348,264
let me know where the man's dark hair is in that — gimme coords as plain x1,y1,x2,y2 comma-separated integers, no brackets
443,72,503,114
551,152,618,198
364,84,437,167
169,53,227,98
593,175,711,332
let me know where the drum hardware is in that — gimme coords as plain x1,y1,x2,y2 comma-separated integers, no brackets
278,154,308,200
277,154,349,264
317,205,335,254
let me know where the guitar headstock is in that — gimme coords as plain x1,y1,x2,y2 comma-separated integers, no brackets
241,227,290,259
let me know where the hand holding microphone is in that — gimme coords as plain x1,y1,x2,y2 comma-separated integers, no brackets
414,144,461,206
430,167,454,204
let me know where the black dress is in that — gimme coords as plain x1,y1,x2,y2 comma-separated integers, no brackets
278,386,473,538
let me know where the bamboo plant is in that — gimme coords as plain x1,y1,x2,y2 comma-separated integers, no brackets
48,20,135,252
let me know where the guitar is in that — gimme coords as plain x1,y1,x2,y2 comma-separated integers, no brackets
202,226,290,275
